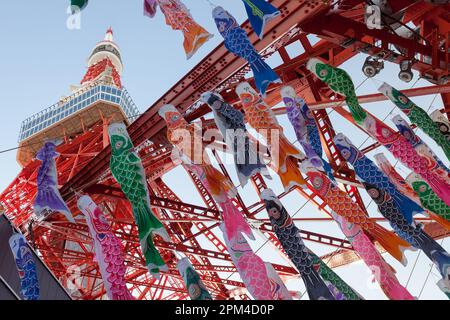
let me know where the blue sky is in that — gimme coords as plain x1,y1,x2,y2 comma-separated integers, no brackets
0,0,448,300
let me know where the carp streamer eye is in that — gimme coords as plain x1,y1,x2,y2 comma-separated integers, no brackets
171,114,180,122
115,141,123,149
312,176,323,189
341,149,351,160
268,207,281,220
368,188,380,199
399,95,408,104
381,128,391,138
419,184,427,193
212,101,221,110
218,22,226,33
319,69,328,78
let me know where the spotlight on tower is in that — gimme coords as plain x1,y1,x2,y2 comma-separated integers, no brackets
362,56,384,78
398,60,413,83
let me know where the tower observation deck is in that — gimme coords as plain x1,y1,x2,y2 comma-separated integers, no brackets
17,29,139,167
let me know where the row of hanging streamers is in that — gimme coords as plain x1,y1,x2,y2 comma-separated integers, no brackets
306,59,450,298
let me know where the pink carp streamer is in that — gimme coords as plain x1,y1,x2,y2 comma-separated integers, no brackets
331,211,414,300
264,263,293,300
220,224,287,300
186,164,254,243
78,195,134,300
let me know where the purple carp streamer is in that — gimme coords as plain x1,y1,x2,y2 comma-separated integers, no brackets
201,91,270,187
379,83,450,161
77,195,134,300
144,0,213,59
33,142,74,223
8,234,40,300
241,0,280,39
307,59,450,208
143,0,158,17
281,86,335,182
213,7,280,96
219,224,280,300
329,211,414,300
177,258,212,300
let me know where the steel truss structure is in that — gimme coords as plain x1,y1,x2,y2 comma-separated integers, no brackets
1,0,449,300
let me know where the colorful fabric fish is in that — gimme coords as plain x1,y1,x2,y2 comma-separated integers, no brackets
392,114,450,183
70,0,88,13
108,123,170,279
407,174,450,223
430,110,450,143
310,253,363,300
201,91,271,187
306,59,450,207
334,133,424,225
33,142,75,223
213,6,280,96
363,181,435,251
219,223,278,300
375,154,450,230
241,0,280,39
143,0,158,18
281,86,335,182
159,105,254,242
261,189,336,300
330,211,414,300
379,83,450,161
300,161,411,265
374,153,421,204
145,0,213,59
264,263,292,300
236,82,306,191
77,195,134,300
177,257,213,300
363,181,450,293
9,233,40,300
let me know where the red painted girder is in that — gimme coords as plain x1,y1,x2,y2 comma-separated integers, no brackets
301,13,448,82
151,178,230,298
272,84,450,113
59,0,333,200
85,183,221,219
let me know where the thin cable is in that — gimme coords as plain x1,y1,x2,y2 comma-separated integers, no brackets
417,238,446,298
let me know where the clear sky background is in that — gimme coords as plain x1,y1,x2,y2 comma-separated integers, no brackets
0,0,448,300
